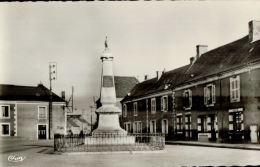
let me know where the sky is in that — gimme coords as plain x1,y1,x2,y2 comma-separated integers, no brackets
0,1,260,113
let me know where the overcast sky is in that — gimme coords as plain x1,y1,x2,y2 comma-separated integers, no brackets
0,1,260,112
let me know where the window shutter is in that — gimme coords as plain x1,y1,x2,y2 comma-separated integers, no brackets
207,117,211,131
212,85,216,103
166,96,168,111
241,113,243,121
189,90,192,108
229,124,233,130
204,87,207,105
229,115,233,122
161,97,163,111
197,118,201,124
230,78,233,102
215,116,218,131
237,76,240,101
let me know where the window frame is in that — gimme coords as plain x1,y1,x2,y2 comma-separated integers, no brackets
161,96,168,112
204,83,216,107
38,106,47,120
1,123,10,136
133,121,142,134
183,89,192,110
176,115,183,132
230,76,240,103
161,119,168,134
150,120,157,134
151,98,156,114
133,102,138,116
124,122,132,132
0,105,10,119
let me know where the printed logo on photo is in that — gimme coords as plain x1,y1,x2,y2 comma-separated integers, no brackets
8,154,26,162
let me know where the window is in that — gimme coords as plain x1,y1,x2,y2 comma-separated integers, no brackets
204,84,216,106
150,120,156,133
0,105,10,119
133,121,142,133
151,98,156,114
161,96,168,111
161,119,168,134
123,104,127,117
183,90,192,110
124,122,131,133
229,109,243,132
230,76,240,102
133,102,138,116
185,115,191,138
38,106,47,119
176,115,183,132
1,123,10,136
197,116,207,133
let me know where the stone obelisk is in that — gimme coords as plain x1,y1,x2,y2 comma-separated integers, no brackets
93,37,127,136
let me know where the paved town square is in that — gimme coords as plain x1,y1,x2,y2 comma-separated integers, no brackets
1,138,260,167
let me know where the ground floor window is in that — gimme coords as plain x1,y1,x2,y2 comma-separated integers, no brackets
197,116,207,133
229,109,244,132
1,123,10,136
150,120,156,134
176,115,183,133
185,115,191,138
161,119,168,134
124,122,131,133
133,121,142,133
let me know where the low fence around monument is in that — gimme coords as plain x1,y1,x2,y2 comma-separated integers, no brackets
54,133,165,152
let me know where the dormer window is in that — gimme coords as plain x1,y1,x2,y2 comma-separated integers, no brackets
204,84,216,107
183,90,192,110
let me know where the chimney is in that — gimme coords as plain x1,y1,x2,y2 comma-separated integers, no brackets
190,57,195,65
196,45,208,59
144,75,149,81
61,91,65,100
249,20,260,43
156,71,163,80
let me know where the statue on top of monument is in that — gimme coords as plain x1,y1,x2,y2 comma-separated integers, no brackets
104,36,108,50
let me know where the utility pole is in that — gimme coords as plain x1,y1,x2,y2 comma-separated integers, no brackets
49,62,57,139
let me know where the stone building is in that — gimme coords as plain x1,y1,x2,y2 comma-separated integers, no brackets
121,20,260,143
0,84,66,139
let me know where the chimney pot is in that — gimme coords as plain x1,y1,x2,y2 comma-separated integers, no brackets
61,91,65,100
190,57,195,64
144,75,149,81
196,45,208,59
249,20,260,43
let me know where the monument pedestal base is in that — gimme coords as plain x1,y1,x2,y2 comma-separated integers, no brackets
92,104,127,136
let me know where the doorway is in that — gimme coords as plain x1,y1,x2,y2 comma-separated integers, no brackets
38,125,47,139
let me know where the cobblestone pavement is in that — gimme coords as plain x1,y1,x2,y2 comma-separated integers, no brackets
1,138,260,167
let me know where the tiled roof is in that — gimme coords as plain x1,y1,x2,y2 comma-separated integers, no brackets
183,35,260,84
122,35,260,102
122,65,191,101
0,84,65,102
114,76,139,98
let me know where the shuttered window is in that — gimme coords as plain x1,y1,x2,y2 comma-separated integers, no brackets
230,76,240,102
151,98,156,114
161,96,168,111
204,84,216,106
